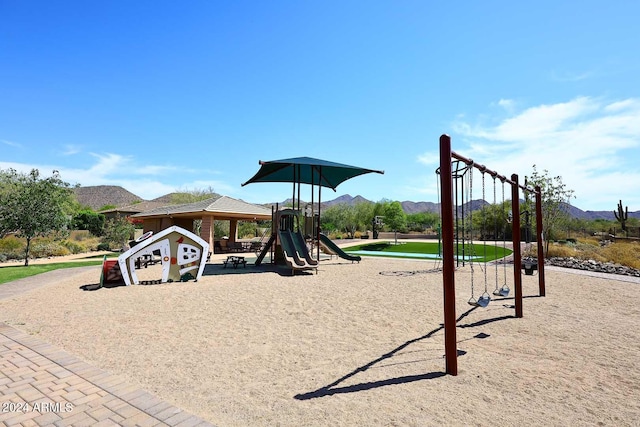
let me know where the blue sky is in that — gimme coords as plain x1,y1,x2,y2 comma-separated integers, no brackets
1,1,639,211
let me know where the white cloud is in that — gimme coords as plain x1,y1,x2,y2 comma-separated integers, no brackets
417,150,439,166
0,152,238,201
450,97,640,211
550,70,593,82
1,139,21,148
62,144,82,155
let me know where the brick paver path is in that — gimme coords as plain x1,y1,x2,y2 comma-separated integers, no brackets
0,269,215,427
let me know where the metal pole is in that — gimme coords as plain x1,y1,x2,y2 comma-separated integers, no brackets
511,174,523,318
439,134,458,376
535,185,546,296
317,167,322,262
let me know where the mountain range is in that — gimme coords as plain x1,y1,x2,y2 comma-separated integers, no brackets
73,186,638,221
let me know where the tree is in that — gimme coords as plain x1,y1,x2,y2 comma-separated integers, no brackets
102,217,135,250
354,201,375,234
524,165,575,254
0,169,75,265
383,201,407,244
170,186,217,204
406,211,440,232
321,204,346,234
72,209,106,236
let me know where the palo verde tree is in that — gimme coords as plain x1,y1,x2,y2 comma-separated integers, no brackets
0,169,75,266
102,217,136,250
524,165,575,254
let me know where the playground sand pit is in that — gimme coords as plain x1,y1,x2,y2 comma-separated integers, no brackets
2,257,640,426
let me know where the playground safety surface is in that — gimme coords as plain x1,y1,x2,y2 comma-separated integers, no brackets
0,269,215,427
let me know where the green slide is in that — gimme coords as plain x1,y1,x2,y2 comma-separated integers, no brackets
319,233,361,263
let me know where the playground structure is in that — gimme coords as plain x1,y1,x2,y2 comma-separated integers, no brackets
100,226,209,287
254,206,318,273
254,203,363,272
438,134,546,376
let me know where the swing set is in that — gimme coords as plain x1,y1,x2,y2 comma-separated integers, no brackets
439,134,546,376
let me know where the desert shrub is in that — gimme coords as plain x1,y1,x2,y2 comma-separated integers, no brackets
545,244,578,259
69,230,92,241
600,241,640,269
29,241,70,258
0,236,25,260
61,239,87,254
97,242,111,251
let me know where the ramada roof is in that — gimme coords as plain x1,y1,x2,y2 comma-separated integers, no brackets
131,195,272,221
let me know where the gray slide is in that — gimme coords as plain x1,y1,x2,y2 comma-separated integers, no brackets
319,233,361,262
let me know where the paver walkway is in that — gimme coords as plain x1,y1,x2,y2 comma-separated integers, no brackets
0,269,215,427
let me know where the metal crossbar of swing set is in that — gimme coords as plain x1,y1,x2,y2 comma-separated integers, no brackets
450,151,538,194
438,134,546,376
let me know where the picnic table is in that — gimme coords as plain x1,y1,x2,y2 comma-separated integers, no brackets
223,255,247,269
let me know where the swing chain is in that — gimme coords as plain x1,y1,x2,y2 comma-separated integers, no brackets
468,166,474,297
482,173,488,292
493,175,499,291
502,180,508,285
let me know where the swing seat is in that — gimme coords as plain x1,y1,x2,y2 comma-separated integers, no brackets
493,285,510,297
476,293,491,308
468,293,491,308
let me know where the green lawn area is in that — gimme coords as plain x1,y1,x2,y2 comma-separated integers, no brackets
345,241,512,262
0,253,118,285
0,261,103,285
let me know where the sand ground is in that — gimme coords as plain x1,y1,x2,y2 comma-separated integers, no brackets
1,251,640,426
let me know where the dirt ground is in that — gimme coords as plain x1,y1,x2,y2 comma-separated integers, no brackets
1,252,640,426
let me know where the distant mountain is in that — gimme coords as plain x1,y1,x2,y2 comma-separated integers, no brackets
73,186,220,211
400,201,439,214
304,194,640,220
73,186,143,210
323,194,370,207
74,185,640,220
565,204,640,221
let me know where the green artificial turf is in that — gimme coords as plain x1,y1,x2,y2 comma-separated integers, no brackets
0,252,119,285
345,241,512,262
0,261,104,285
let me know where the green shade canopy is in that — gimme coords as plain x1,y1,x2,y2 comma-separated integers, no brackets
241,157,384,191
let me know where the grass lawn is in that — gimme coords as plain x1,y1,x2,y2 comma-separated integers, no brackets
345,241,512,262
0,253,118,285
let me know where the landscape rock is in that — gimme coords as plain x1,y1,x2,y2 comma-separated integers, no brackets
524,256,640,277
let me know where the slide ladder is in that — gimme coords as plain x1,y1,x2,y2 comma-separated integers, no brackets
254,233,276,266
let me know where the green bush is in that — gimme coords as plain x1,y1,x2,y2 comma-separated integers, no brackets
97,242,111,251
0,236,25,260
29,241,70,258
61,239,87,254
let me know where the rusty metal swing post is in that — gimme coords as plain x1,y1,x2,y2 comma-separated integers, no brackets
535,185,546,296
511,174,524,318
439,134,545,375
439,135,458,376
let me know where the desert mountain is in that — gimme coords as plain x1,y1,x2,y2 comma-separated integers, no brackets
73,186,638,220
73,186,143,210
